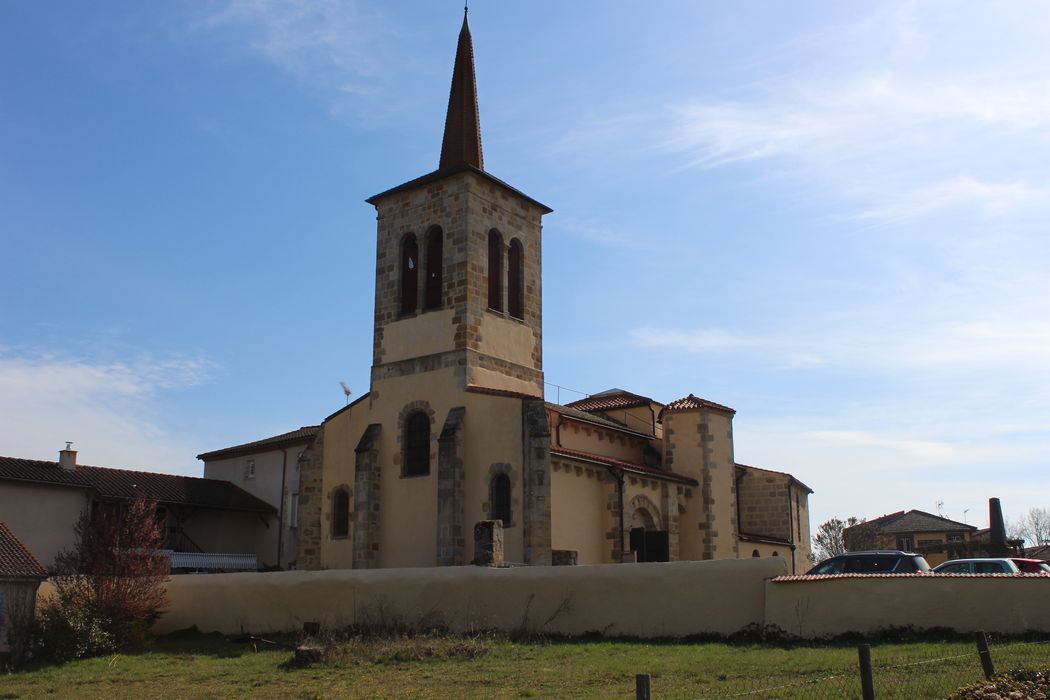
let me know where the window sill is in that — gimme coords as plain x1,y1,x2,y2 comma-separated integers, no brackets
400,472,431,479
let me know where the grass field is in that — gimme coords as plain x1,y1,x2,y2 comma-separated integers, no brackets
3,631,1047,699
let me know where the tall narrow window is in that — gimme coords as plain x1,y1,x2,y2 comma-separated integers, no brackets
487,229,503,311
425,227,443,309
508,238,524,319
400,233,419,315
404,412,430,476
490,473,511,525
332,488,350,538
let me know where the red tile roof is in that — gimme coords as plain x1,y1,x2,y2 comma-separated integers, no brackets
0,521,47,579
0,456,274,514
659,394,736,418
847,509,975,535
566,389,654,413
548,403,655,439
197,426,320,461
551,447,698,486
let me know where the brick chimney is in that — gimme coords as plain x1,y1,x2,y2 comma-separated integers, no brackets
59,442,77,471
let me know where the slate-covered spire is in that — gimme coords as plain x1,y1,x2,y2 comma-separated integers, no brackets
439,9,484,171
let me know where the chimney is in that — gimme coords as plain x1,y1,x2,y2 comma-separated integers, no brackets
988,497,1007,556
59,441,77,471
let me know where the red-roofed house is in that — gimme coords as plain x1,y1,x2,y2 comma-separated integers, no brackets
0,447,275,571
0,522,47,657
198,426,319,570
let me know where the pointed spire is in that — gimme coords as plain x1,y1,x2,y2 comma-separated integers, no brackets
439,8,484,171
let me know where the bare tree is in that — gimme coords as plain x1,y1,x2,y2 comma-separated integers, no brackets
812,516,878,562
38,495,169,660
1009,507,1050,548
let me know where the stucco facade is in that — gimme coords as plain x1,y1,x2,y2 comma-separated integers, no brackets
291,14,811,572
199,427,317,569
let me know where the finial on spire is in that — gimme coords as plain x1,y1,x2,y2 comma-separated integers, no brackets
439,7,484,170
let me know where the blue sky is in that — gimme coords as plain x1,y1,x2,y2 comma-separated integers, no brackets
2,1,1048,533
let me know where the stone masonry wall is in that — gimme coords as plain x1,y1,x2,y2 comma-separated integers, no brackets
295,427,325,571
737,467,791,542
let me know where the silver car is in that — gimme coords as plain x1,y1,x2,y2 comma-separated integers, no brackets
931,558,1020,574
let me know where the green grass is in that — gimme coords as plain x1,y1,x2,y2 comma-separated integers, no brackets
3,631,1047,699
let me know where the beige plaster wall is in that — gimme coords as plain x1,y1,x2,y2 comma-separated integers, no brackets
664,409,737,561
153,558,785,637
550,465,609,565
320,370,529,569
0,482,88,568
204,447,300,567
380,309,456,364
555,419,646,464
739,542,788,559
476,313,536,370
765,576,1050,638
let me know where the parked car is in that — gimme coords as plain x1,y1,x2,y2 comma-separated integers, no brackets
806,550,931,575
931,558,1020,574
1010,558,1050,574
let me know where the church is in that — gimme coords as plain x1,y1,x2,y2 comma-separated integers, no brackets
279,12,813,575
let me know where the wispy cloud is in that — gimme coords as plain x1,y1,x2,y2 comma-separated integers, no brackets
631,326,759,352
0,350,212,475
190,0,406,119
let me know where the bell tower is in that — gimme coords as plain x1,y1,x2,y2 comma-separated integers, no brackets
366,10,551,398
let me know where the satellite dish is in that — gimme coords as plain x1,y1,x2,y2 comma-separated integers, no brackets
340,382,353,404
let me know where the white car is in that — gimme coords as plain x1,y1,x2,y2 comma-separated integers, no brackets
931,558,1020,574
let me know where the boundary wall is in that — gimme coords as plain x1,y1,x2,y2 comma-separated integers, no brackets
766,574,1050,637
153,559,780,637
147,561,1050,638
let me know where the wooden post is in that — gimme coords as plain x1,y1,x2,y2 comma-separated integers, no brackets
635,673,652,700
858,644,875,700
975,631,996,680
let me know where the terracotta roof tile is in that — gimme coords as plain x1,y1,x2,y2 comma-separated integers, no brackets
197,426,320,461
659,394,736,418
551,447,698,486
547,403,655,439
0,521,47,578
848,509,976,535
0,456,274,514
566,389,654,413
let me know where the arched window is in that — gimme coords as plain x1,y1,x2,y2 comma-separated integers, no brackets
404,411,430,476
400,233,419,315
332,488,350,538
424,227,443,310
487,229,503,311
772,551,779,557
752,549,760,558
490,473,511,525
508,238,523,319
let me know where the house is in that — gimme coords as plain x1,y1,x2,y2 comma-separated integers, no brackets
0,446,276,570
284,12,813,574
198,426,319,570
0,522,47,659
844,509,977,566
